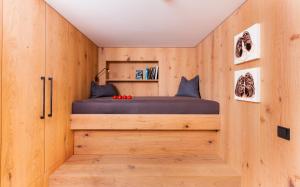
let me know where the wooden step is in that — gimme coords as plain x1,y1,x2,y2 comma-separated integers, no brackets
49,155,241,187
74,131,219,156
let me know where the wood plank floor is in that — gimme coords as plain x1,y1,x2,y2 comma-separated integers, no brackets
49,155,241,187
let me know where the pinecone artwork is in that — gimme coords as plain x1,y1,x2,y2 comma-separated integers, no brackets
235,31,253,58
235,75,245,97
235,72,255,98
235,37,243,58
244,72,255,97
242,31,253,52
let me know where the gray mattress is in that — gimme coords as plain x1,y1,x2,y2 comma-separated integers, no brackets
72,96,219,114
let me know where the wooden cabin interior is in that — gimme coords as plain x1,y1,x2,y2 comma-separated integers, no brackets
0,0,300,187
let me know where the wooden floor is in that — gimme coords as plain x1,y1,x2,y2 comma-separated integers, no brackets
49,155,241,187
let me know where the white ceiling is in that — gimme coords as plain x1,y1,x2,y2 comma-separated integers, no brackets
46,0,246,47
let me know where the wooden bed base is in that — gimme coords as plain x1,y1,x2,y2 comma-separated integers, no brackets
74,130,219,155
70,114,220,130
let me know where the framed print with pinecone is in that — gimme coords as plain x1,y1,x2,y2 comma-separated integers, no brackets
234,23,261,64
234,67,260,102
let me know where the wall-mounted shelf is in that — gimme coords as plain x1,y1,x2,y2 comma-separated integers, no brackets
106,79,159,82
105,60,159,96
107,61,159,64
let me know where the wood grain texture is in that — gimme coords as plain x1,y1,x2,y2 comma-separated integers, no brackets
71,114,220,130
74,131,219,156
105,60,159,96
49,155,240,187
106,61,158,80
110,82,159,96
99,48,198,96
1,0,46,186
45,4,98,182
45,5,70,176
0,1,97,186
50,176,240,187
0,0,2,184
196,0,300,186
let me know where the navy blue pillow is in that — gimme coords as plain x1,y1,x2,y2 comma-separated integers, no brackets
90,81,118,98
176,75,201,98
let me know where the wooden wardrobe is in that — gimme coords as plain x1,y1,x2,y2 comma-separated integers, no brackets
0,0,98,186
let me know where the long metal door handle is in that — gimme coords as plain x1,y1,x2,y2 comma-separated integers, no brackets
40,76,46,119
48,77,53,117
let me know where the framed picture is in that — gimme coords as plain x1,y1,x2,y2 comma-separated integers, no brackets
234,23,261,64
234,67,261,102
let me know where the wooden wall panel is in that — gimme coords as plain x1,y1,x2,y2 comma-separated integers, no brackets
106,61,158,80
45,4,98,184
196,0,300,186
0,0,2,184
0,1,97,186
99,48,197,96
1,0,46,186
111,82,159,96
45,5,70,177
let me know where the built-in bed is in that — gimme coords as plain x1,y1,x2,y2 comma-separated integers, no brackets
71,96,220,131
72,96,219,114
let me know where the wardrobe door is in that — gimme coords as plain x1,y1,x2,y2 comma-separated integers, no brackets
1,0,46,186
45,5,70,176
0,0,2,184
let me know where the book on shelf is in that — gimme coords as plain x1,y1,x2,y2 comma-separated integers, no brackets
135,70,143,80
144,66,148,80
149,67,153,79
151,67,156,79
155,66,159,80
139,66,159,80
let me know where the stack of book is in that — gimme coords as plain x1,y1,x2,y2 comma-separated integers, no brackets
135,66,159,80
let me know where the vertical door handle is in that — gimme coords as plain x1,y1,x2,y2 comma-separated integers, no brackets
48,77,53,117
40,76,46,119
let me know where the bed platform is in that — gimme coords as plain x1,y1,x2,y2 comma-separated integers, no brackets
71,96,220,130
67,97,223,186
72,96,219,114
71,114,220,130
70,96,220,154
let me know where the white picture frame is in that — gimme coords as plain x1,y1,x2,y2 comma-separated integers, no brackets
234,67,261,103
234,23,261,64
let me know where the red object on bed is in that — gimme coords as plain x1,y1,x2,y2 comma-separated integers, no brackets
112,95,133,100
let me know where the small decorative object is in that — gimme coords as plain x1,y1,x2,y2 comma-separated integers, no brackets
234,67,260,102
234,23,260,64
135,70,143,80
113,95,132,100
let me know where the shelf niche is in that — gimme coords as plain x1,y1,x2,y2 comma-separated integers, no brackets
105,61,159,96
